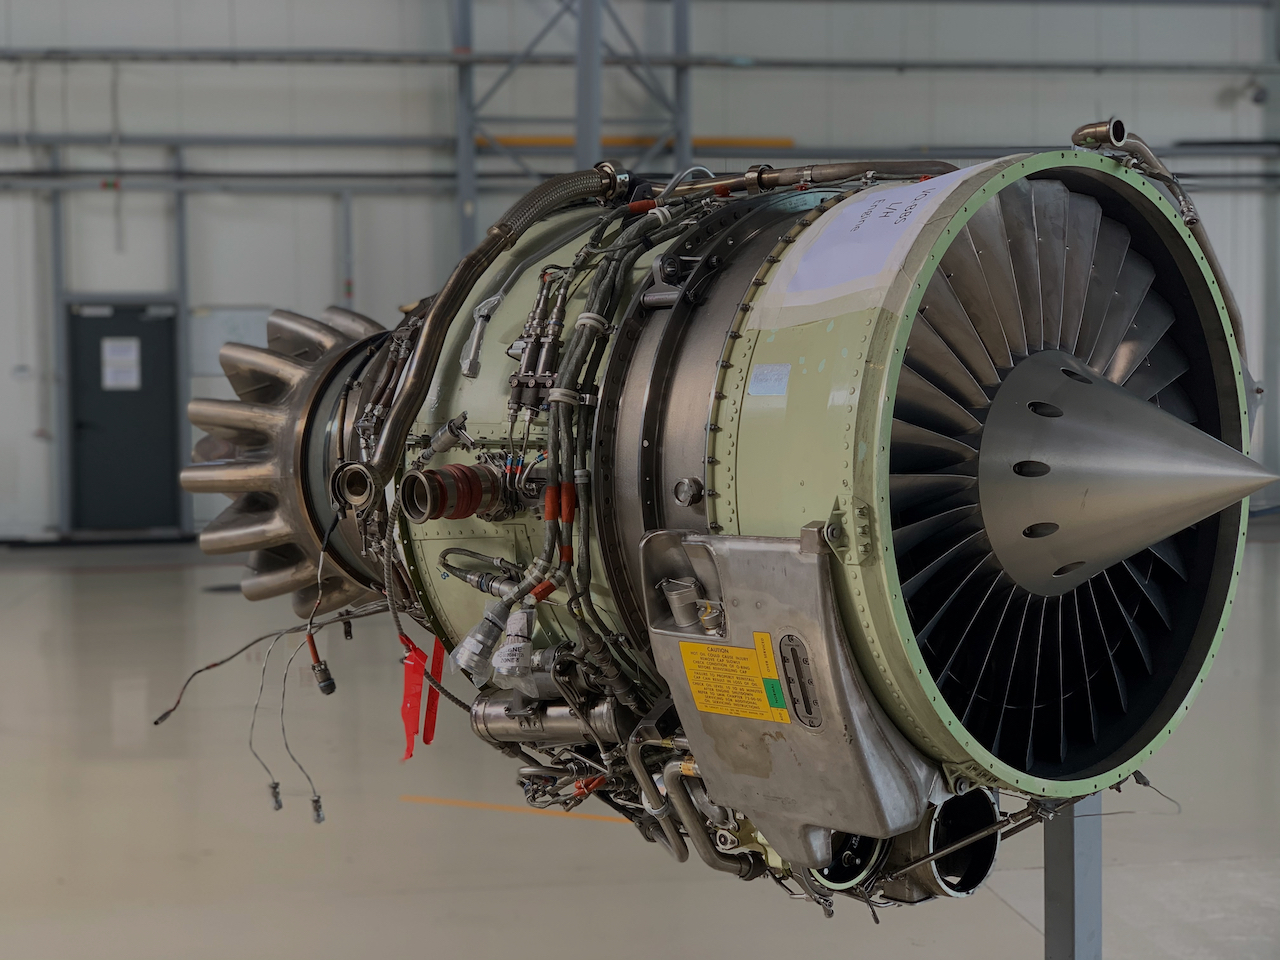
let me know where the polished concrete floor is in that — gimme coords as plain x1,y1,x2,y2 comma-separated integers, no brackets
1,534,1277,960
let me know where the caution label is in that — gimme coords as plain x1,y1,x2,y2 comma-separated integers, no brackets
679,635,791,724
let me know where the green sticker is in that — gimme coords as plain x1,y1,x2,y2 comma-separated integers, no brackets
762,678,787,710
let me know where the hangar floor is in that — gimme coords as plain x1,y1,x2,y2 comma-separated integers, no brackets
0,531,1277,960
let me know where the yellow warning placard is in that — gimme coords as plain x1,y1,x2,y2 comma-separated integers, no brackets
680,638,790,724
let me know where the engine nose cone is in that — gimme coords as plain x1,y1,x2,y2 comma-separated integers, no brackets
978,350,1276,596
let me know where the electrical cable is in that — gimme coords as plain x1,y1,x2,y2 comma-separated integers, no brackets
279,633,325,823
248,629,287,810
150,601,388,726
658,165,715,199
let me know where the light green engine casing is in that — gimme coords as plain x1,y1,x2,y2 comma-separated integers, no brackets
403,151,1250,801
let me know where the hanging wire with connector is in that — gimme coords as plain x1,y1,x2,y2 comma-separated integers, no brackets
249,627,288,811
276,511,344,823
151,601,387,727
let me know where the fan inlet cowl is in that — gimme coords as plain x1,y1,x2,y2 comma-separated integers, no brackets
889,176,1275,780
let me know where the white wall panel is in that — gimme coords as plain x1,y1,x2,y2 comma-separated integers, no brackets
0,0,1274,537
186,195,336,317
64,192,173,294
0,195,55,539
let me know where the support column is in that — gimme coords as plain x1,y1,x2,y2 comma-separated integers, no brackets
452,0,477,252
1043,793,1102,960
672,0,692,172
173,146,194,535
50,146,71,536
338,189,354,308
575,0,603,169
1262,2,1280,477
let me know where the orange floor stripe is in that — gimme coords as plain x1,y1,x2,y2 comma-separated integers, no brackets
400,794,629,824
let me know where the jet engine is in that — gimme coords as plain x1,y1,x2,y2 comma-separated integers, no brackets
181,120,1274,913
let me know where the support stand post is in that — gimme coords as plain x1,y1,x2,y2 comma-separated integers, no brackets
574,0,603,169
671,0,692,172
451,0,477,253
1043,792,1102,960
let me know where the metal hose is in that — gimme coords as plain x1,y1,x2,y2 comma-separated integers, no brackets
364,167,614,483
665,158,958,197
663,758,760,879
1072,118,1253,375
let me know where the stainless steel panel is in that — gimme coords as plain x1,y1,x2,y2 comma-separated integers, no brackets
639,530,942,868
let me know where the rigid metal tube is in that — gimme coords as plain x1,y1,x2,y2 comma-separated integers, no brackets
625,737,689,862
663,758,755,878
1073,119,1251,372
665,158,958,197
366,168,611,482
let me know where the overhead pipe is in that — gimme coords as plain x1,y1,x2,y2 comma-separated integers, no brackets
664,158,958,198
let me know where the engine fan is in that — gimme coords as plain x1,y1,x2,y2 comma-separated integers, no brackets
180,122,1272,913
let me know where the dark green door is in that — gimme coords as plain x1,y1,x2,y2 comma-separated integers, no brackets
69,303,179,531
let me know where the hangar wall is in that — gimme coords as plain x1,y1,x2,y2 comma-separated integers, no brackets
0,0,1269,538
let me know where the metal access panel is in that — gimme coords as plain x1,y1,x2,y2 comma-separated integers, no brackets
69,303,180,532
638,529,943,869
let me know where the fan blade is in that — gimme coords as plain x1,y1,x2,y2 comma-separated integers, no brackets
941,226,1013,370
912,549,997,649
1088,251,1155,371
905,313,991,409
1085,579,1128,713
990,592,1034,759
902,531,988,601
1074,218,1131,362
1051,597,1067,763
895,365,983,438
938,572,1007,686
1033,180,1070,350
960,584,1021,726
1101,569,1153,674
1022,597,1048,770
1122,338,1190,401
1000,178,1043,352
1154,381,1198,423
1147,537,1188,579
891,419,978,473
1121,558,1172,628
1067,589,1099,744
1106,292,1176,384
1060,194,1102,354
920,273,1001,388
967,194,1028,357
893,504,981,555
890,474,978,513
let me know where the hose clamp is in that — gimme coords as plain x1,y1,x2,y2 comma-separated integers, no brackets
547,387,580,406
575,312,608,333
647,205,674,225
594,159,631,202
744,164,773,195
643,794,672,820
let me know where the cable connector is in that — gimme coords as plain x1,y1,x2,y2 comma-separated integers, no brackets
268,781,283,811
311,795,325,824
304,633,337,695
311,660,336,695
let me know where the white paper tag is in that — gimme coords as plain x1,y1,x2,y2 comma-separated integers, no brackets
749,160,1004,329
492,639,531,678
747,363,791,396
100,336,141,391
